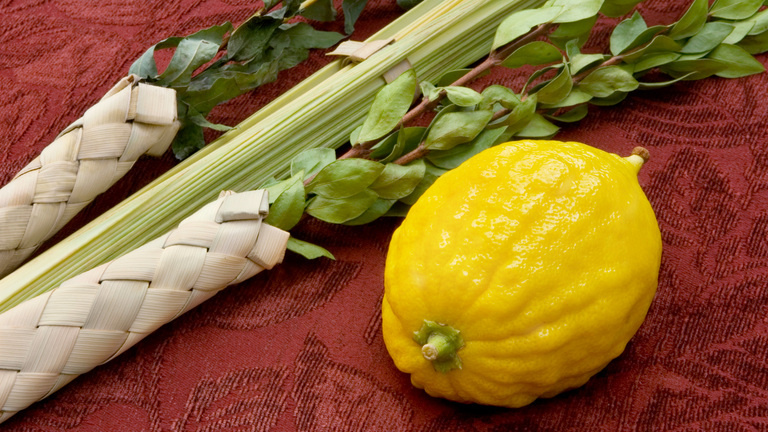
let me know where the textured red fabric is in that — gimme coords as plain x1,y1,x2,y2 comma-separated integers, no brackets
2,0,768,430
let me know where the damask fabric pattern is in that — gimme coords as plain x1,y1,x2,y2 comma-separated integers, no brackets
1,0,767,430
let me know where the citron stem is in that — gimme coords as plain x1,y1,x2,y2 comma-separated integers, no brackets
422,333,454,361
626,146,650,173
413,320,464,372
632,146,650,162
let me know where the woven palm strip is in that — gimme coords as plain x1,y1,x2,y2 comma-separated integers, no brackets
0,189,290,423
0,75,180,277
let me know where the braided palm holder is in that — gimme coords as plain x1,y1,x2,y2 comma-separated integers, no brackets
0,189,290,423
0,75,180,277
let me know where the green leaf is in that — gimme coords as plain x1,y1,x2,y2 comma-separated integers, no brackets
157,23,232,87
564,38,580,59
610,12,647,55
261,23,342,72
675,51,712,61
680,22,735,54
343,198,397,226
747,8,768,35
600,0,643,17
427,127,506,170
589,91,628,106
227,16,282,62
419,82,440,101
630,27,671,55
342,0,368,34
633,51,681,71
282,0,304,15
263,174,299,202
423,102,458,129
265,175,306,230
265,0,302,16
505,94,538,132
502,41,563,69
287,237,335,260
423,110,494,151
534,66,573,105
622,35,682,62
349,125,363,145
579,65,639,97
267,45,307,72
129,36,183,79
291,148,337,180
668,0,707,40
738,31,768,54
722,20,755,45
659,58,729,79
545,104,589,123
171,121,205,160
369,127,425,162
273,21,344,50
539,88,592,109
307,159,385,198
442,86,484,107
369,160,426,199
710,0,762,20
265,7,287,18
260,176,282,190
570,53,607,75
182,59,281,114
300,0,337,21
522,65,560,94
480,85,521,110
548,15,598,49
566,40,606,75
435,69,474,87
185,106,232,132
357,69,417,143
306,189,379,223
493,7,562,50
707,43,766,78
515,113,559,138
545,0,602,23
399,162,447,206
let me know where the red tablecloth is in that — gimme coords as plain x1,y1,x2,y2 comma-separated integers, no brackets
2,0,768,430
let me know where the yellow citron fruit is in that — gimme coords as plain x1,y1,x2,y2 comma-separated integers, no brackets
382,139,662,408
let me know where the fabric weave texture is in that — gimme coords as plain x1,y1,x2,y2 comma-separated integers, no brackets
1,0,767,430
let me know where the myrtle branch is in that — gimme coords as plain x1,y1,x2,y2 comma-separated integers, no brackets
340,23,556,160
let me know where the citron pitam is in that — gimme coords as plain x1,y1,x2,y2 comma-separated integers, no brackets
382,140,662,408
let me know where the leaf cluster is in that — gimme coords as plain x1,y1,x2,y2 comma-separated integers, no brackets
259,145,430,259
494,0,767,126
128,0,394,159
267,69,551,258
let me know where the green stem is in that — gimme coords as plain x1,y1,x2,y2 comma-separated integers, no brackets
412,320,464,373
422,332,455,361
